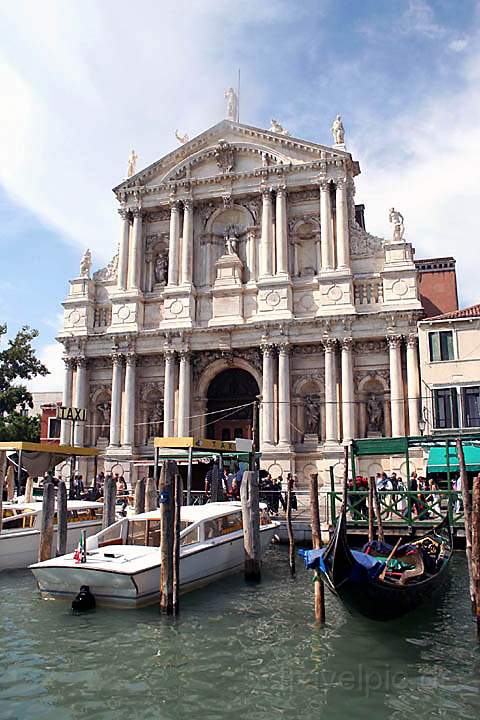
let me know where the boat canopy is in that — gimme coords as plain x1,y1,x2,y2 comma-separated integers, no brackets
427,444,480,473
0,441,100,476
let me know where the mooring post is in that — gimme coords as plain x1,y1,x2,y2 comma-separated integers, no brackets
286,474,295,577
211,458,221,502
159,461,174,614
6,464,14,501
56,480,68,557
368,477,375,543
38,481,55,562
471,474,480,638
342,445,349,509
0,450,6,534
24,475,33,503
309,472,325,624
372,476,385,544
102,475,117,529
240,470,261,582
173,467,183,615
134,476,146,515
186,445,193,505
457,438,474,609
145,475,158,512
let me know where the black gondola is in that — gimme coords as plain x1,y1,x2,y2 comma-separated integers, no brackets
303,509,453,620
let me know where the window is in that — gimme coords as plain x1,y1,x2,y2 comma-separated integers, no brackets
48,417,61,439
433,388,459,429
462,387,480,428
429,331,454,361
181,526,200,546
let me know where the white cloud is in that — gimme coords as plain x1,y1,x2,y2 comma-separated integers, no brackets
399,0,445,38
28,342,63,392
449,37,469,53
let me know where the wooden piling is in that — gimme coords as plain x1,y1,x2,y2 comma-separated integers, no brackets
134,477,146,515
6,465,14,501
210,461,221,502
0,450,6,534
172,469,183,615
240,470,261,582
286,475,295,577
56,480,68,557
371,476,385,544
309,472,325,624
368,477,375,543
24,475,33,503
38,481,55,562
471,475,480,637
457,438,475,609
145,475,158,512
102,475,117,530
159,461,174,614
342,445,349,508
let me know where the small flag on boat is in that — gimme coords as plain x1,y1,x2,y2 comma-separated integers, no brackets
74,531,87,564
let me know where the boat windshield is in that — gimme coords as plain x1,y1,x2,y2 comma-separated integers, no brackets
125,518,199,548
1,508,36,529
204,511,243,540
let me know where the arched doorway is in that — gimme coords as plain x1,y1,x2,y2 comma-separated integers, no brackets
206,368,259,441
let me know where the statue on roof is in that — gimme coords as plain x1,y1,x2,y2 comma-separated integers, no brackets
331,115,345,145
270,119,290,136
224,87,238,121
175,130,189,145
127,149,138,178
79,248,92,278
389,207,405,243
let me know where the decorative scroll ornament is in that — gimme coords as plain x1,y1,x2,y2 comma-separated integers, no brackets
349,225,384,257
215,140,235,173
93,249,119,282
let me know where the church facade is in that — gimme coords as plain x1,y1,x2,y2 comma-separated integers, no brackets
58,115,424,485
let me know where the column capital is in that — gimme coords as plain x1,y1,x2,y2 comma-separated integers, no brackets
164,347,176,361
276,185,287,197
183,198,193,212
169,198,182,212
118,206,130,220
76,356,88,369
178,349,191,362
407,333,418,349
63,356,76,370
131,206,143,219
322,337,337,352
260,342,276,357
387,334,403,350
111,352,124,366
261,185,273,201
341,336,354,352
319,178,331,192
278,341,291,356
334,176,347,189
125,352,137,366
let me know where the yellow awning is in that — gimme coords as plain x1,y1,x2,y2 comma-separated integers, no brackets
0,441,100,457
154,437,237,452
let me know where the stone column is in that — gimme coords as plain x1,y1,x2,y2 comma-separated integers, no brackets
128,208,143,290
406,334,421,436
167,200,181,286
73,357,88,447
278,343,291,446
122,353,136,446
335,178,350,269
109,353,124,447
117,208,130,290
60,358,74,445
180,199,193,285
261,343,275,445
177,350,191,437
259,188,273,277
388,335,405,437
320,180,334,270
247,229,257,282
341,337,355,443
324,338,338,443
275,186,288,275
163,349,176,437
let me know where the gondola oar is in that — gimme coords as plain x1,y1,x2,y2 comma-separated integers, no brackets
378,537,402,581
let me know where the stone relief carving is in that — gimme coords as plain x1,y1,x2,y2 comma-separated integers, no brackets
349,224,384,256
215,140,235,173
354,369,390,389
192,348,262,380
353,340,387,355
93,249,119,282
289,189,319,204
144,209,171,223
293,344,324,355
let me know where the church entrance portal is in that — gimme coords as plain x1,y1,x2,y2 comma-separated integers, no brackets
206,369,259,441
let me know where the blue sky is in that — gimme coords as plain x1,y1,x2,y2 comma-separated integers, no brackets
0,0,479,389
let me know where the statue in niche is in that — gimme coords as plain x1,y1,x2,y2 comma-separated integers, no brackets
127,149,138,178
154,254,168,284
389,207,405,243
96,401,111,438
366,395,384,433
148,404,163,438
331,114,345,144
224,87,238,121
305,396,320,435
79,248,92,278
270,119,290,136
224,225,238,256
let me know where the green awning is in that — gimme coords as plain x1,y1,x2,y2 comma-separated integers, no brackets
427,444,480,473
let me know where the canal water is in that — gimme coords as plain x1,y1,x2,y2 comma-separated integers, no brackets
1,548,479,720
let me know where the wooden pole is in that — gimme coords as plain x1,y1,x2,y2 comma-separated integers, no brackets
134,476,146,515
240,470,261,582
368,477,375,543
471,474,480,637
102,476,117,529
211,460,220,502
24,475,33,503
38,481,55,562
286,474,295,576
457,438,474,608
145,475,158,512
342,445,349,508
17,448,23,497
172,469,183,615
372,476,385,544
56,480,68,556
6,465,14,501
160,461,174,614
309,472,325,624
186,446,193,505
379,537,402,581
0,450,6,534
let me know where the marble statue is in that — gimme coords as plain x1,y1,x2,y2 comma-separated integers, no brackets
127,149,138,178
224,87,238,121
270,119,290,136
366,395,384,433
305,396,320,435
389,207,405,243
148,404,163,438
97,401,111,438
154,254,168,284
79,248,92,278
175,130,189,145
331,115,345,144
224,225,238,256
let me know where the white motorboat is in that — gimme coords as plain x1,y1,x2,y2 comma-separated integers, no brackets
1,500,104,571
30,502,279,608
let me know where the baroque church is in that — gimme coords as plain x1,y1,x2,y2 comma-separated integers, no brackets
58,102,424,485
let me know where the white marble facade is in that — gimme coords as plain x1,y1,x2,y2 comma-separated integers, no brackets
58,118,423,485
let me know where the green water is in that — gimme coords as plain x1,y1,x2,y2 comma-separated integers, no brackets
0,548,479,720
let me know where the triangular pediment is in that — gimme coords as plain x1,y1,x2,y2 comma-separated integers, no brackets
113,120,354,194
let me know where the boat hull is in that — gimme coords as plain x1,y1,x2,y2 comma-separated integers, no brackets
31,525,278,608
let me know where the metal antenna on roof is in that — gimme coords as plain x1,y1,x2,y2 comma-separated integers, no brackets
237,68,241,122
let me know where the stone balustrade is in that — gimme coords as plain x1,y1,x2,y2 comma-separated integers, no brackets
354,278,384,306
93,305,112,328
